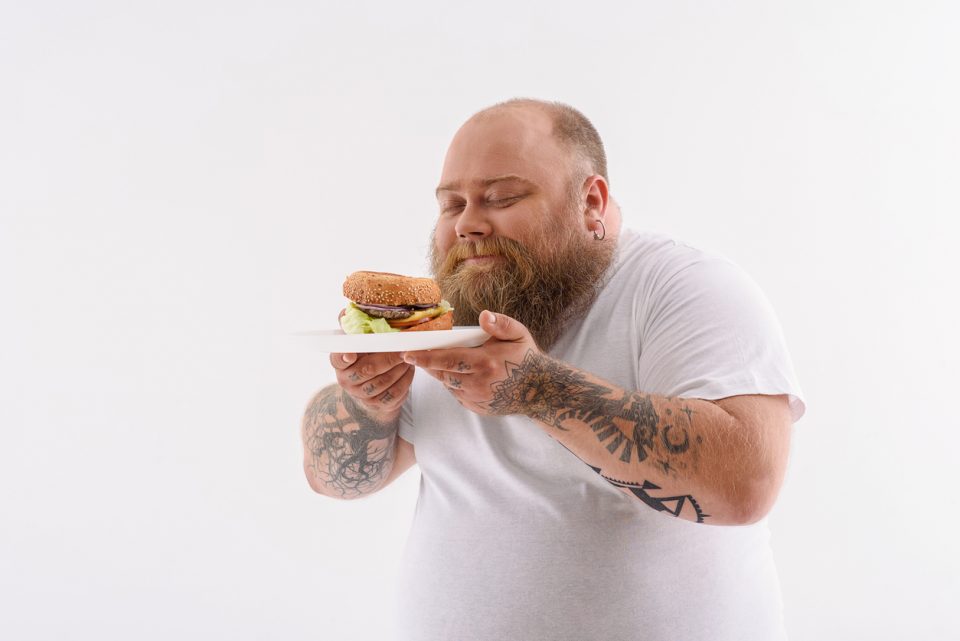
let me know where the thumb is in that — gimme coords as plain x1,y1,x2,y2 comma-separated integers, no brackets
479,310,528,341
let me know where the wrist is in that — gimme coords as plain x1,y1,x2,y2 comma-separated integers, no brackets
490,349,568,425
342,389,401,426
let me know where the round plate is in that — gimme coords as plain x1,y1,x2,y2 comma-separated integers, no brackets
293,326,490,353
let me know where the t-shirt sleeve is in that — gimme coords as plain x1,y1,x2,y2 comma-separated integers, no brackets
636,251,806,422
398,394,415,443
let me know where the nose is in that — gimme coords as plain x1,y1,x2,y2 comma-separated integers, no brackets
454,202,493,239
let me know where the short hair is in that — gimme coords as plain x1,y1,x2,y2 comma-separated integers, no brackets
476,98,609,186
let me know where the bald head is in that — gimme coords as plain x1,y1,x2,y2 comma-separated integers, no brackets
470,98,609,186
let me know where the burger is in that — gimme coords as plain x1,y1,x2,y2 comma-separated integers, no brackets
339,271,454,334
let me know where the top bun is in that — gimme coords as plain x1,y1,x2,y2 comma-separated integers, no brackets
343,271,442,307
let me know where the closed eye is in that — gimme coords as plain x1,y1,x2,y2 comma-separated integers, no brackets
440,201,465,214
489,195,523,207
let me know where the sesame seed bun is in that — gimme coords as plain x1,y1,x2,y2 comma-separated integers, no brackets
343,271,442,307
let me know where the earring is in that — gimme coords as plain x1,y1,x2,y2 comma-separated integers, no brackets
593,219,606,241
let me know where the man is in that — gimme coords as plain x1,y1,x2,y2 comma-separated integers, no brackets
302,99,805,641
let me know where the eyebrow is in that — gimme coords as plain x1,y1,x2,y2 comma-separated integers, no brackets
435,175,536,198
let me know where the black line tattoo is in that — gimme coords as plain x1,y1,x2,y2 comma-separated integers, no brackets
661,424,691,454
449,376,462,389
591,466,709,523
302,387,396,497
456,361,471,372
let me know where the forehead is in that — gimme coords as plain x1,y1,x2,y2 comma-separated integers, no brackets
438,107,570,193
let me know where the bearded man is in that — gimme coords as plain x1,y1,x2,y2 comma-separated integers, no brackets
302,99,806,641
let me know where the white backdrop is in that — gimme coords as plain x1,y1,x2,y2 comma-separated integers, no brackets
2,1,958,640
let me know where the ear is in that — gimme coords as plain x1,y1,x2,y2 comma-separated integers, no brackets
580,174,610,231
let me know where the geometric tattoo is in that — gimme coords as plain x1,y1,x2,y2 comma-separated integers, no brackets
590,465,709,523
302,387,396,497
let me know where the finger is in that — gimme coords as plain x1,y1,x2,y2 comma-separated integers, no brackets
421,367,459,386
444,372,468,392
478,310,529,342
341,352,406,385
330,352,358,370
403,348,477,373
422,368,469,393
352,362,411,399
371,364,416,411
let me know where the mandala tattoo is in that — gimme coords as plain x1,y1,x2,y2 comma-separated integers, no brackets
302,387,396,497
488,351,614,429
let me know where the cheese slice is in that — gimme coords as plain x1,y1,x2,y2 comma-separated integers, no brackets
384,300,452,329
387,306,444,328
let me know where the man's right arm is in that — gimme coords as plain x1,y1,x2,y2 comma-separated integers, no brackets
301,352,416,499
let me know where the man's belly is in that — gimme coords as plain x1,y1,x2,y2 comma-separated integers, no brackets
395,492,786,641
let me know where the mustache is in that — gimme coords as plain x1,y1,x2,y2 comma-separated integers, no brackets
436,237,531,275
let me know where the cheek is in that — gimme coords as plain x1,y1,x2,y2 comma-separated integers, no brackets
433,219,457,254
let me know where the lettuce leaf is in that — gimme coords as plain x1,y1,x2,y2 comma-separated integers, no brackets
339,303,401,334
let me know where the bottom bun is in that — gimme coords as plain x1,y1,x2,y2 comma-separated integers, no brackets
403,311,454,332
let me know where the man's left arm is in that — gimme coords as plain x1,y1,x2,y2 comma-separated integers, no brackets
403,311,793,526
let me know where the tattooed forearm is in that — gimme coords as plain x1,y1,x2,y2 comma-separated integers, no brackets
591,466,709,523
489,351,692,466
301,385,398,498
488,352,615,430
489,350,711,522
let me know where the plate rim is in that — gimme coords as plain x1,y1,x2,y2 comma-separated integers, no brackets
293,326,490,353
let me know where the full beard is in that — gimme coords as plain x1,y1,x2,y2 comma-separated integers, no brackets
429,219,616,351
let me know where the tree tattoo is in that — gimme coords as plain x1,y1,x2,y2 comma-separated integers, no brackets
488,350,706,521
302,387,396,497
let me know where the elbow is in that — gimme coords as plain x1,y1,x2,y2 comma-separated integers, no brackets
730,493,775,526
303,464,331,497
302,461,381,500
724,476,783,525
303,462,345,500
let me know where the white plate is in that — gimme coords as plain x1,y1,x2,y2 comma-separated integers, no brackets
294,326,490,353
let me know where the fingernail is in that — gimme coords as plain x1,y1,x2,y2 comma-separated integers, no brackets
485,311,497,324
404,355,416,364
343,354,355,364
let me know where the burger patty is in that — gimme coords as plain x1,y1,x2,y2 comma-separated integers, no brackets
355,302,434,320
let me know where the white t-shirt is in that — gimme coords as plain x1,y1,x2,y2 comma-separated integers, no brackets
396,229,806,641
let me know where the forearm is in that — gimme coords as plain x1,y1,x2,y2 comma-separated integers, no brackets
488,352,772,525
301,384,401,499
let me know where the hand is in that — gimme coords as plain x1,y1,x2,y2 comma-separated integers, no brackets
402,310,543,417
330,351,415,418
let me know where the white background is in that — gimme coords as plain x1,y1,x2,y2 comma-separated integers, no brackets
2,1,958,640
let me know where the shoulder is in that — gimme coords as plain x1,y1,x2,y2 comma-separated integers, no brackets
612,229,750,299
611,231,778,347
